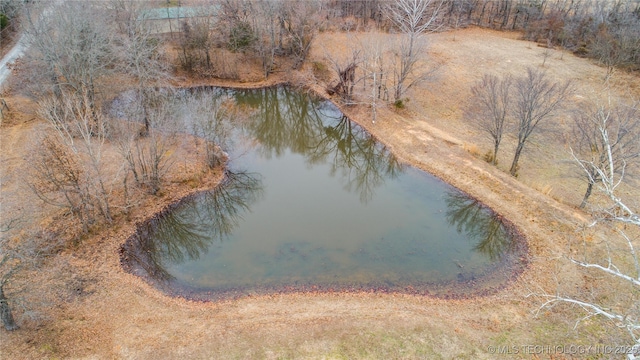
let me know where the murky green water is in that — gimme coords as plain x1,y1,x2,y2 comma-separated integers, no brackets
121,87,527,300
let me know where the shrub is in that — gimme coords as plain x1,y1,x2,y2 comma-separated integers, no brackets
228,22,255,51
0,14,8,30
483,150,496,164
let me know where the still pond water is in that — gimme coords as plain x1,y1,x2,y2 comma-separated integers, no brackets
121,87,527,300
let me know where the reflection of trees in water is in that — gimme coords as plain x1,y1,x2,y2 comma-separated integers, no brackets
123,170,263,282
124,86,403,281
234,87,311,157
444,191,514,261
235,87,403,201
312,114,403,202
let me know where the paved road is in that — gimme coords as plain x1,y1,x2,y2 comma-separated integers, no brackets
0,1,62,89
0,34,26,88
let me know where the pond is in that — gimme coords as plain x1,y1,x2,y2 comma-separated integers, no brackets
120,86,527,300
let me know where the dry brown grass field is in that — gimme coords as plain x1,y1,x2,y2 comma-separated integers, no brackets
0,27,638,359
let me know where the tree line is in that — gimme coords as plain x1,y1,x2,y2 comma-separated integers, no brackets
1,0,235,330
323,0,640,74
467,69,639,209
467,67,639,355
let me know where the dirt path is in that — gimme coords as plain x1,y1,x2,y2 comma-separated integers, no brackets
0,27,636,359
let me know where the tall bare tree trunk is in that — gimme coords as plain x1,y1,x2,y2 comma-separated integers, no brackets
509,141,524,176
580,181,594,209
0,283,18,331
493,141,500,165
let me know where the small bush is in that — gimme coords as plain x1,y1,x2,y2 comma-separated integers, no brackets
483,151,496,164
0,14,8,30
394,99,405,109
312,61,327,72
312,61,331,82
573,46,589,57
228,22,255,51
463,143,481,157
340,16,358,31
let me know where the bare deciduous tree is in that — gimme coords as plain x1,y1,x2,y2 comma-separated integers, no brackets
113,0,171,134
0,217,22,331
467,73,512,165
185,91,233,169
324,33,391,121
386,0,443,102
0,0,25,33
218,0,256,52
532,127,640,356
359,34,390,122
327,49,361,104
178,17,215,75
253,0,282,78
509,68,572,176
29,91,114,233
571,97,640,208
590,13,640,83
1,214,64,332
279,0,322,69
23,1,114,116
213,0,321,76
113,90,178,195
